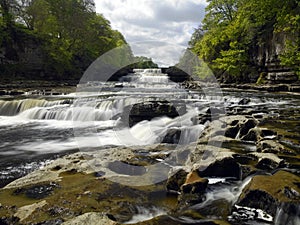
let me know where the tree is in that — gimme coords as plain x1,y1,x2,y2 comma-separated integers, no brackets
132,56,158,69
190,0,300,82
0,0,130,80
277,0,300,77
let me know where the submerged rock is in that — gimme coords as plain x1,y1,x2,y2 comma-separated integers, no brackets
162,128,181,144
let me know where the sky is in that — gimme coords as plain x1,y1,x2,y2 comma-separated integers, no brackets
95,0,207,66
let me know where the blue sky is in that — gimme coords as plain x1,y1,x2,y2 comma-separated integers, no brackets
95,0,207,66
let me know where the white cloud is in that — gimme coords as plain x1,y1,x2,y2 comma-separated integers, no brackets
95,0,207,67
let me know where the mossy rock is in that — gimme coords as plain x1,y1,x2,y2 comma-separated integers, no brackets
256,72,267,85
237,170,300,216
0,171,176,224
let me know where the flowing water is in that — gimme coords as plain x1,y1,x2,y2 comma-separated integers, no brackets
0,69,300,224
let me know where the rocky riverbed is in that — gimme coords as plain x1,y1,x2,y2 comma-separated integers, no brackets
0,107,299,224
0,70,299,224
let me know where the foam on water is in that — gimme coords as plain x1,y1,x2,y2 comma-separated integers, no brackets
124,206,166,224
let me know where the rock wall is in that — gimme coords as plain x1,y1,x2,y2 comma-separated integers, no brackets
0,29,46,79
254,31,298,84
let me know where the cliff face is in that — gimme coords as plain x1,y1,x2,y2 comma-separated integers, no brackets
254,31,298,84
0,29,47,80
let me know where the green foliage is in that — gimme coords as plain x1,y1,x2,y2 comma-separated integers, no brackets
132,56,158,69
280,40,300,78
277,0,300,78
0,0,129,80
190,0,300,83
256,72,267,85
213,41,247,77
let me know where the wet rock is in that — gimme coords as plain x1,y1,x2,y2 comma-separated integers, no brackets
250,152,283,169
205,107,225,120
239,119,257,137
241,129,259,142
198,158,242,180
34,219,64,225
48,206,73,217
108,161,147,176
242,127,277,142
109,201,138,223
236,170,300,217
238,98,251,105
94,171,106,177
122,101,186,127
135,215,231,225
162,129,181,144
223,116,258,140
257,140,285,153
166,169,188,194
194,198,232,220
178,192,206,207
256,158,280,171
260,129,277,138
238,189,278,216
225,126,240,139
0,217,19,225
62,213,118,225
13,182,59,199
181,171,208,195
283,187,300,200
14,200,47,222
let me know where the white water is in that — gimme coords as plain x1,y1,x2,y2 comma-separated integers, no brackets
1,69,300,224
0,69,205,155
124,206,166,224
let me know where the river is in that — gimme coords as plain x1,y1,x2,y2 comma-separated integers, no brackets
0,69,299,224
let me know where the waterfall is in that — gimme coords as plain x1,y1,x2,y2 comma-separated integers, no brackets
274,203,300,225
0,99,71,116
133,68,162,74
138,75,169,83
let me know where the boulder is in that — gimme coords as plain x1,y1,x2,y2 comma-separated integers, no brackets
162,67,190,82
235,171,300,217
162,129,181,144
166,169,188,194
180,171,208,195
198,157,242,180
222,116,258,140
256,158,280,171
62,213,118,225
250,152,283,169
257,140,285,153
122,101,186,127
242,128,277,142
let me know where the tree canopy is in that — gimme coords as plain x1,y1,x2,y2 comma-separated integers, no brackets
0,0,129,80
190,0,300,82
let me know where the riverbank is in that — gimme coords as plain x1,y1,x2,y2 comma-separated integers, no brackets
1,74,300,96
0,80,77,96
182,80,300,93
